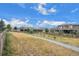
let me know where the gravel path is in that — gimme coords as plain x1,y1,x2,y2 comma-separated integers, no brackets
0,31,6,55
0,33,2,55
30,34,79,52
45,39,79,52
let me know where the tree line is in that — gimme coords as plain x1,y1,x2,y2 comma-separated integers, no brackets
0,20,11,32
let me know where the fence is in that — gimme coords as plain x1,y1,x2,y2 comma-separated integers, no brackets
0,30,6,56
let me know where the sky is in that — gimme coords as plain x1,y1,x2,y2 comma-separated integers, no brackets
0,3,79,28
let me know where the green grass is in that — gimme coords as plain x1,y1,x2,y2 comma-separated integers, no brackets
2,32,13,56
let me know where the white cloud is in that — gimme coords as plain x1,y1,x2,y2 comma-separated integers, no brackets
71,8,79,13
35,4,48,15
43,20,66,25
66,22,77,24
0,18,9,25
25,17,30,23
34,3,56,15
3,18,33,28
36,20,41,26
3,19,9,25
48,8,56,13
2,18,77,28
36,20,78,28
17,3,26,8
39,3,46,6
36,20,66,28
10,18,25,27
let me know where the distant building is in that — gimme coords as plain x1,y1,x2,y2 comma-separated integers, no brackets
50,24,79,35
56,24,79,30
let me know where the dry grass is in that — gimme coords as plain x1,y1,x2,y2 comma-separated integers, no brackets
32,32,79,47
7,32,79,56
47,34,79,47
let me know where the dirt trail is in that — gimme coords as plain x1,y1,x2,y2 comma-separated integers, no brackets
0,32,4,55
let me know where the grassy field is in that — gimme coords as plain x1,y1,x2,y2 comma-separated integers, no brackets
31,32,79,47
47,34,79,47
2,32,79,56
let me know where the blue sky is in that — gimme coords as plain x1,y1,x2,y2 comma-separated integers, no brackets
0,3,79,28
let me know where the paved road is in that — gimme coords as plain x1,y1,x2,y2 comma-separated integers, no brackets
30,34,79,52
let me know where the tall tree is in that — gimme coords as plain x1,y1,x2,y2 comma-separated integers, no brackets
0,20,5,31
45,28,49,33
6,24,12,31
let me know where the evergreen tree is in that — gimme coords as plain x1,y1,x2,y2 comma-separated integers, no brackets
0,20,5,31
45,28,49,33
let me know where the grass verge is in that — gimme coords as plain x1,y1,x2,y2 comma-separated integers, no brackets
2,32,13,56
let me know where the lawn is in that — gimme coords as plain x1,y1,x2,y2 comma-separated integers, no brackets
3,32,79,56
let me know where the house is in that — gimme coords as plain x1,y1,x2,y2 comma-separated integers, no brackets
50,24,79,34
57,24,79,30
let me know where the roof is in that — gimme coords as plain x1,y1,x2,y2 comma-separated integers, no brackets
50,24,79,30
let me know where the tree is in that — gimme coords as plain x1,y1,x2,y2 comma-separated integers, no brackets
27,27,34,33
0,20,5,31
27,28,30,32
45,28,49,33
14,26,17,30
20,28,23,31
6,24,12,31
